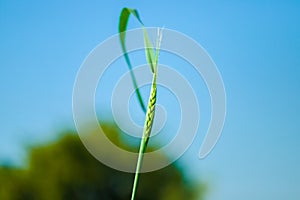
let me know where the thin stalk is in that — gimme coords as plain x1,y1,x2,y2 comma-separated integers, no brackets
131,72,157,200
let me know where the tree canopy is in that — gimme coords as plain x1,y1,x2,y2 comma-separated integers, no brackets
0,124,205,200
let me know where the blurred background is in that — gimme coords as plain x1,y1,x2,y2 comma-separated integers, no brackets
1,0,300,200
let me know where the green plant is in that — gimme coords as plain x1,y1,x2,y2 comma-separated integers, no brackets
118,7,163,200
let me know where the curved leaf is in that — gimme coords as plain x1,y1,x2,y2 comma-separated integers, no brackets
119,8,147,113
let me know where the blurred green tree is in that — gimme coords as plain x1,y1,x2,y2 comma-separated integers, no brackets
0,124,205,200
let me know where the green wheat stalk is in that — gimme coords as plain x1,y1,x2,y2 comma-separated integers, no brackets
118,8,163,200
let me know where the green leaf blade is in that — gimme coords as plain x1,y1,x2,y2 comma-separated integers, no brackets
118,8,146,113
143,29,156,73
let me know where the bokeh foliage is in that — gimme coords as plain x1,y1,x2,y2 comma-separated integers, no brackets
0,124,205,200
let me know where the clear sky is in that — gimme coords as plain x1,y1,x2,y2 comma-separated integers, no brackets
1,1,300,200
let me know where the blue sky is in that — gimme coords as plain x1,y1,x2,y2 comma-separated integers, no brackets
1,1,300,200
